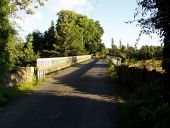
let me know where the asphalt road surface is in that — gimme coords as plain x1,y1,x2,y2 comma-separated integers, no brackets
0,59,118,128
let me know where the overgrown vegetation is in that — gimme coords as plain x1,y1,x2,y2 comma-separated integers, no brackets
107,57,169,128
108,44,169,127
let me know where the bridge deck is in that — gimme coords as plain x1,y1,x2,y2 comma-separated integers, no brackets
0,59,118,128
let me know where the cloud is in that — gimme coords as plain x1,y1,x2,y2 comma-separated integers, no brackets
46,0,94,15
15,0,94,39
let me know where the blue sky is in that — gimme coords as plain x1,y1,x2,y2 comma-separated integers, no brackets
17,0,161,48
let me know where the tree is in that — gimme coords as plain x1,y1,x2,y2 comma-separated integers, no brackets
0,0,17,83
0,0,46,85
56,10,104,56
135,0,170,81
126,46,136,59
56,10,82,56
10,0,46,15
31,30,44,54
21,35,38,66
30,10,104,57
43,20,59,57
119,39,122,49
15,35,38,67
111,38,114,49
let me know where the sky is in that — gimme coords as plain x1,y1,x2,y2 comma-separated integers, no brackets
17,0,161,48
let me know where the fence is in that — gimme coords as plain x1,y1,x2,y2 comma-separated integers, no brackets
36,55,91,79
106,55,121,66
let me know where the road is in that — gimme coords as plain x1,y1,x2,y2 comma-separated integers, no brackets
0,59,118,128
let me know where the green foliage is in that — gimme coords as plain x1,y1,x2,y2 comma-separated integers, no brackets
10,0,47,15
56,10,83,56
56,10,104,56
31,10,105,57
0,0,46,85
96,43,107,58
111,37,114,49
15,35,38,67
108,39,163,61
136,0,170,82
136,45,163,60
0,0,17,85
31,30,44,54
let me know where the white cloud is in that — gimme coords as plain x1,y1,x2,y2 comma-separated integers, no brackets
46,0,94,15
15,0,94,39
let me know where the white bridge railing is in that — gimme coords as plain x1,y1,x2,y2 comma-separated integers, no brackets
36,55,91,79
106,55,121,66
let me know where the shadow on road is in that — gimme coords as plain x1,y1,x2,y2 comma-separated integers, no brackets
0,59,119,128
53,59,116,98
0,91,118,128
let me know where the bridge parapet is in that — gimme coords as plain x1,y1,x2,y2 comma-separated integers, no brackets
36,55,91,79
106,55,121,66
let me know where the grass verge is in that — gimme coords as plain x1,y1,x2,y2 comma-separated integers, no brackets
0,81,38,108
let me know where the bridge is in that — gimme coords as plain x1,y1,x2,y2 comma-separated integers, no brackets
0,58,120,128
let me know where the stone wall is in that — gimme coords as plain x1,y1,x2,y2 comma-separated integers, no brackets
5,67,34,87
117,65,163,89
3,55,91,87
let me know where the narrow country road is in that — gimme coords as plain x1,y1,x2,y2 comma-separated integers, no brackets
0,59,118,128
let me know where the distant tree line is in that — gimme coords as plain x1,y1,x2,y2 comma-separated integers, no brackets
108,38,163,61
